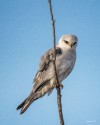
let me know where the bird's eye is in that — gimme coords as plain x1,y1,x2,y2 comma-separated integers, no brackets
64,40,69,44
73,42,77,46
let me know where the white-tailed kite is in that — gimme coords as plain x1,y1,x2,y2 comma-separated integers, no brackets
17,34,78,114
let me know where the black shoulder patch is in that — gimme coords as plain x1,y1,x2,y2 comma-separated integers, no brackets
55,47,62,55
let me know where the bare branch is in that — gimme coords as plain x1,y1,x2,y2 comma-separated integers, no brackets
48,0,64,125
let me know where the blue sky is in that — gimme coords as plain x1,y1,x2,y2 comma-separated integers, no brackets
0,0,100,125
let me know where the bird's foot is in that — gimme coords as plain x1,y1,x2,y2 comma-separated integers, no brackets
54,83,63,89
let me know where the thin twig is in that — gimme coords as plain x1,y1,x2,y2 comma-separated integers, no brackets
48,0,64,125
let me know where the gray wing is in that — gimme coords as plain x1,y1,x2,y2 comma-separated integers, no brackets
33,47,62,92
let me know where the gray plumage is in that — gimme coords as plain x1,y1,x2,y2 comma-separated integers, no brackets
17,34,78,114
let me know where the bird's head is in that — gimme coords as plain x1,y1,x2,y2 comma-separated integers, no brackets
58,34,78,51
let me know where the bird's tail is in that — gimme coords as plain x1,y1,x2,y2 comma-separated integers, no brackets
16,89,48,114
16,93,34,114
16,83,54,114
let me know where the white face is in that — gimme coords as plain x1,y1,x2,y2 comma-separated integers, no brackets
58,34,78,50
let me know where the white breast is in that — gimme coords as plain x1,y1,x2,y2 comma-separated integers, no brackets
56,49,76,83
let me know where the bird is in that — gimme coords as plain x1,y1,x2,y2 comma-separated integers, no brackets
16,34,78,114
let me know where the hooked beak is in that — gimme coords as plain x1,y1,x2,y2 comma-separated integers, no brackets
69,43,73,48
69,42,77,48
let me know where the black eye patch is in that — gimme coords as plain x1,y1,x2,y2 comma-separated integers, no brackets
73,42,77,45
64,40,69,44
